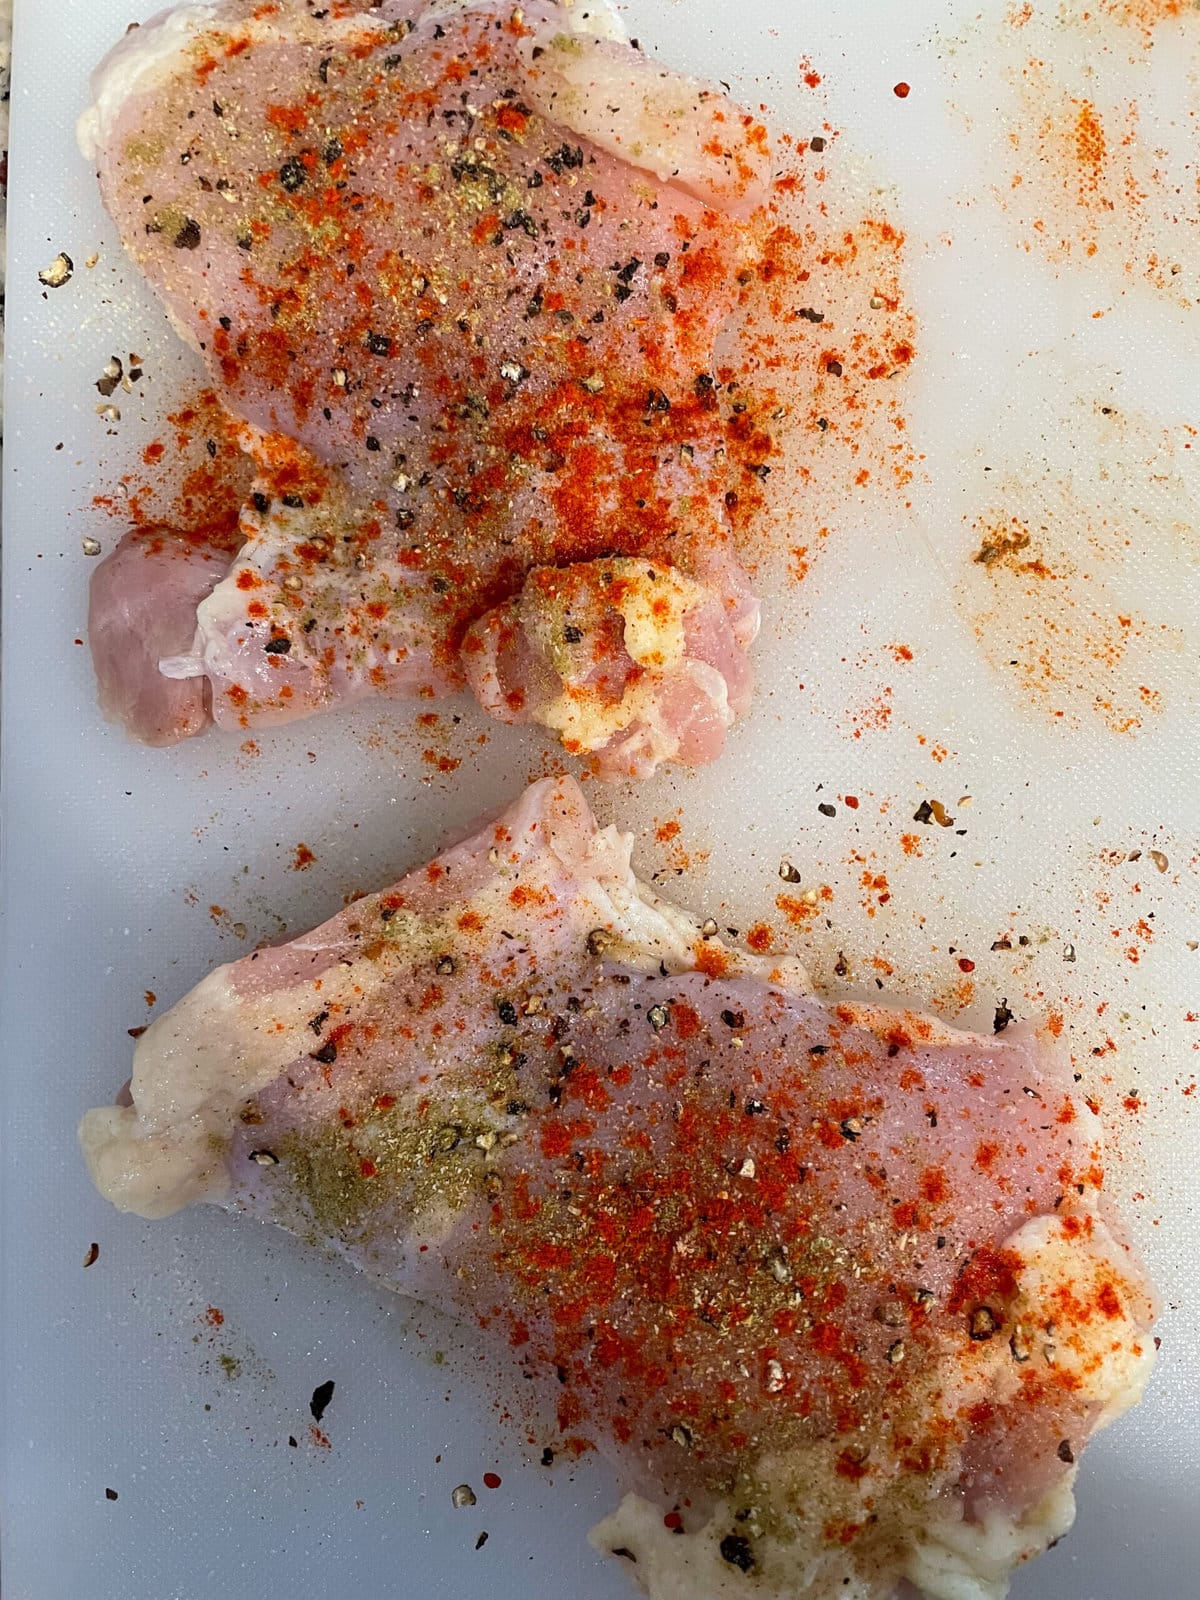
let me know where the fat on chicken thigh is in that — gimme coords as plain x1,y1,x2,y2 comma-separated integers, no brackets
81,777,1155,1600
83,0,769,776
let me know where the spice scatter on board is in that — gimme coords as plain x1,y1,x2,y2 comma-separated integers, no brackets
958,399,1198,733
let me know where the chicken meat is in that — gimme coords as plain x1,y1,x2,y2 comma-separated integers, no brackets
82,0,770,777
81,777,1156,1600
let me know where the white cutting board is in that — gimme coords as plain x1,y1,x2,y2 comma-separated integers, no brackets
2,2,1197,1596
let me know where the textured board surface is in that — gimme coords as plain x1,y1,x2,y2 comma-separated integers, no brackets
2,1,1197,1596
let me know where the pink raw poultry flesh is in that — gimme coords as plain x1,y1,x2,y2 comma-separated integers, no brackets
81,778,1155,1600
82,0,770,777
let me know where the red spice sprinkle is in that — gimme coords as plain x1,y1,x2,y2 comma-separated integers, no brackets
957,957,976,973
893,81,911,99
663,1510,684,1531
482,1471,502,1490
204,1306,224,1328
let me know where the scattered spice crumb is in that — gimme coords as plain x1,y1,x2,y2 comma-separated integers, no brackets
293,843,316,871
309,1379,335,1422
39,252,73,288
482,1471,502,1490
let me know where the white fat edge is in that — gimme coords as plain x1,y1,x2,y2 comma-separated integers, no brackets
78,4,395,162
730,594,762,652
591,1492,872,1600
562,0,625,39
517,25,768,210
829,999,993,1052
79,947,390,1220
423,0,625,40
159,641,205,681
686,658,734,728
486,791,765,983
161,569,253,682
1002,1213,1157,1425
159,477,440,682
590,1479,1071,1600
902,1481,1076,1600
565,808,811,991
78,3,219,162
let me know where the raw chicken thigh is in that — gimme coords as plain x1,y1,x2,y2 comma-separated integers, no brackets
81,778,1155,1600
83,0,769,777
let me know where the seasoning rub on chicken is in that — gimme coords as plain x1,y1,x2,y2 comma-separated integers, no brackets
83,0,769,777
81,777,1155,1600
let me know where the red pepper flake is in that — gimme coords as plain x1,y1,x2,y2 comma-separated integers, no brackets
893,81,911,99
974,1140,1000,1172
293,843,316,871
918,1166,950,1205
482,1471,502,1490
663,1510,684,1531
746,922,773,954
204,1306,225,1327
694,943,731,978
957,957,976,973
1096,1281,1123,1319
